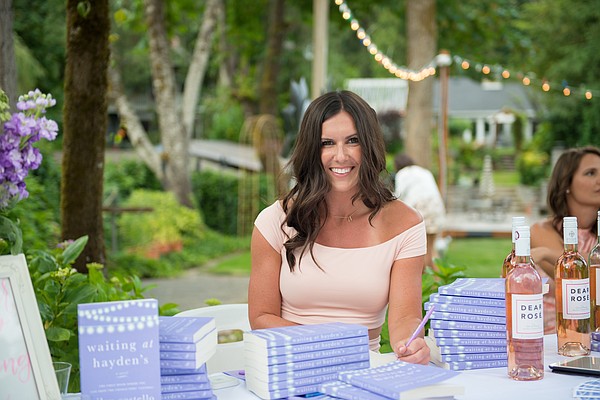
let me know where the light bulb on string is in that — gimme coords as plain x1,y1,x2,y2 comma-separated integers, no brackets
563,87,571,96
461,60,470,70
335,0,343,5
356,28,366,40
502,70,510,79
350,20,359,30
586,90,593,100
362,37,371,46
482,65,491,75
542,81,550,91
522,76,531,85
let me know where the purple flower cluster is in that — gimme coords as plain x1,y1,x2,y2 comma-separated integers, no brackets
0,89,58,208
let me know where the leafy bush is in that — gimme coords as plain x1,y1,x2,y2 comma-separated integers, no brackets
119,189,204,250
104,159,162,200
191,169,273,236
516,148,549,186
27,236,168,393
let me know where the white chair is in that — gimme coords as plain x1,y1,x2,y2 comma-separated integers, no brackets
176,303,250,374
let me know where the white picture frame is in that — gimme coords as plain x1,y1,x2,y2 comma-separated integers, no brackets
0,253,61,400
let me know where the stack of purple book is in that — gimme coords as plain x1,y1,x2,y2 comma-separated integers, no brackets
425,278,508,371
159,316,218,400
592,331,600,352
243,322,371,400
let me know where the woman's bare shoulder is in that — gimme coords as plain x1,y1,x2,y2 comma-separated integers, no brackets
531,218,554,234
531,218,561,247
382,199,423,229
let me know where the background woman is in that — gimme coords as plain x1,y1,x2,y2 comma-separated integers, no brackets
531,146,600,333
248,90,429,364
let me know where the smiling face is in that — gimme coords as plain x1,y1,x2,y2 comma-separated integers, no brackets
320,111,361,193
568,153,600,209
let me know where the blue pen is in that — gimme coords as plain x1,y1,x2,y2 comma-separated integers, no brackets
404,304,435,347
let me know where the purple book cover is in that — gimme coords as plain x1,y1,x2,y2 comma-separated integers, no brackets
246,335,370,357
244,322,368,348
437,359,508,370
433,336,507,347
248,351,370,374
161,364,207,376
431,311,505,325
337,361,459,399
437,344,506,355
249,371,340,392
429,292,505,308
430,319,506,331
592,331,600,341
245,360,370,383
161,381,212,393
159,316,216,343
428,328,506,339
78,299,161,400
437,278,506,299
425,301,506,317
247,381,322,400
319,380,390,400
160,348,215,370
160,328,217,353
438,352,507,362
161,389,214,400
246,344,370,366
160,373,209,384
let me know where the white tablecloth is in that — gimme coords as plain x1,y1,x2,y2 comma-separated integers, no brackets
212,335,596,400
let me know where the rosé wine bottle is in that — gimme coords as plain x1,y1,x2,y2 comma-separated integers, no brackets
589,211,600,331
502,216,527,278
556,216,591,356
506,225,544,380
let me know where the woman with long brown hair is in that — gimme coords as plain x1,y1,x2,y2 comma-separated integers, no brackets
531,146,600,333
248,90,429,364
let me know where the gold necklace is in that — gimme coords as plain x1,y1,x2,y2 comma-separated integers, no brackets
332,209,358,222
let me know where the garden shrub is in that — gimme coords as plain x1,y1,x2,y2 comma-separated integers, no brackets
104,159,162,200
516,148,549,186
118,189,204,257
191,169,273,236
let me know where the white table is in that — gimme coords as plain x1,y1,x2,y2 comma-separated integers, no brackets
211,335,596,400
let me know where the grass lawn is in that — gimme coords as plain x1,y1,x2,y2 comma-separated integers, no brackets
208,237,511,278
443,237,510,278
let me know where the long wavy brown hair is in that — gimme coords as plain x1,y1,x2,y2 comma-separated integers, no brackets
281,90,395,271
547,146,600,234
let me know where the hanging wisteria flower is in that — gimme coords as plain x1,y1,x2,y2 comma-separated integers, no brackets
0,88,59,254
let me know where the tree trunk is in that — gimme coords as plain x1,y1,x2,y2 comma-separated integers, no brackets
62,0,110,272
405,0,436,170
0,0,17,109
259,0,286,115
144,0,193,207
182,0,220,139
107,66,163,179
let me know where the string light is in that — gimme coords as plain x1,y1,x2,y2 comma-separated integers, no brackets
334,0,436,82
335,0,596,100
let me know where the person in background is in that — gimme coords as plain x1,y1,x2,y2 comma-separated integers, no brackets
531,146,600,334
248,90,430,364
394,153,446,270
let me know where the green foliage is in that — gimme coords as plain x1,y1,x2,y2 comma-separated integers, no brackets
119,189,204,250
7,147,61,252
28,236,151,393
104,159,162,200
191,169,273,236
200,89,246,142
516,148,550,186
